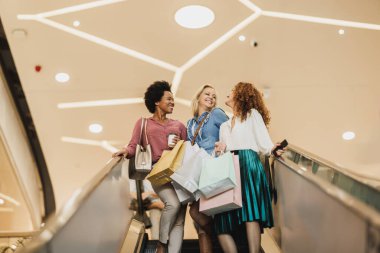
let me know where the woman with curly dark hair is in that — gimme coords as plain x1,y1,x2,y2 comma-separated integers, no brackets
214,82,283,253
113,80,187,253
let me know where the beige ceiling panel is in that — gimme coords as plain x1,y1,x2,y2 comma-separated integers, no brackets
3,21,174,95
253,0,380,24
178,16,380,100
50,0,252,65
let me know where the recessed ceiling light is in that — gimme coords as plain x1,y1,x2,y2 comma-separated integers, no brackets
342,131,355,140
73,20,80,27
238,35,246,42
89,123,103,133
175,5,215,29
263,87,271,99
338,29,345,35
0,199,4,205
55,73,70,83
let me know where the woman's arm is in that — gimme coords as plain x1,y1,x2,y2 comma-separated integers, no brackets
180,122,187,140
112,118,142,158
251,110,274,156
214,124,227,153
213,108,229,127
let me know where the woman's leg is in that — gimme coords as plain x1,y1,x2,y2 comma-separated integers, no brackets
218,234,238,253
189,200,212,228
148,209,161,240
152,183,181,245
245,221,261,253
189,200,213,253
167,204,187,253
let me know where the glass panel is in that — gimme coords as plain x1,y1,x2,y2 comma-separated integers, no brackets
284,147,380,212
23,160,133,253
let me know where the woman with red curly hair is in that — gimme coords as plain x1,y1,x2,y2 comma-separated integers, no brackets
214,82,283,253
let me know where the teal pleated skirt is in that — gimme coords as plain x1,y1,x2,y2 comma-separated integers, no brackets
214,149,273,235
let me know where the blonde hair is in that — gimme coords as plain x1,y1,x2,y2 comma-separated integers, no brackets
191,84,217,117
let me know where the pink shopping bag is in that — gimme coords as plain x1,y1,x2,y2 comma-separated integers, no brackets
199,154,242,216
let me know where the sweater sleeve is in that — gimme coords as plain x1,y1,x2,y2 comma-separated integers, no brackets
124,118,143,159
179,122,187,141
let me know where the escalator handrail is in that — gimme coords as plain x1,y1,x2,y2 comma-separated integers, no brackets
289,144,380,190
275,155,380,228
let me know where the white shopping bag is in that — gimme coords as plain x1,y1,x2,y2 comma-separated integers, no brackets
170,142,210,193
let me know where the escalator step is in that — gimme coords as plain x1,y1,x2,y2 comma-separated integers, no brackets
142,239,251,253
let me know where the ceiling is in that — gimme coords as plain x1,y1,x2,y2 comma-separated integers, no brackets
0,0,379,208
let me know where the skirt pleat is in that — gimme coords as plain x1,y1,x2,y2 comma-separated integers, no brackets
214,149,273,235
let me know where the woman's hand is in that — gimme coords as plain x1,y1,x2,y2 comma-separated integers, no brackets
214,141,227,154
172,135,180,145
271,143,286,157
112,149,127,158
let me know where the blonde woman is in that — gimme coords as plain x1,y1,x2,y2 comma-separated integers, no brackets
187,85,229,252
214,82,284,253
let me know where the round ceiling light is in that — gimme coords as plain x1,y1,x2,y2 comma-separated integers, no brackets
55,73,70,83
342,131,355,140
175,5,215,29
73,20,81,27
0,199,4,205
338,29,345,35
89,123,103,133
238,35,246,42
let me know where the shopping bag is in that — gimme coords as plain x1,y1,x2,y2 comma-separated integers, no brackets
199,154,242,216
119,219,146,253
198,151,236,199
128,118,152,180
171,143,210,194
147,140,186,187
172,181,195,204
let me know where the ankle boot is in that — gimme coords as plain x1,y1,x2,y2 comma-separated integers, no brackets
155,241,167,253
199,233,213,253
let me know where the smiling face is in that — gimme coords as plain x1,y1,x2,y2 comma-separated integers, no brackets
156,91,175,114
198,87,216,112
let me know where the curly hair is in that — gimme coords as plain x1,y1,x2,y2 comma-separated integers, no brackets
233,82,271,126
144,80,172,113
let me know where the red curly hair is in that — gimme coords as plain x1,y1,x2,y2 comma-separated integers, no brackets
232,82,271,126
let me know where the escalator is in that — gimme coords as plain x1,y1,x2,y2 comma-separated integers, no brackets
269,145,380,253
16,145,380,253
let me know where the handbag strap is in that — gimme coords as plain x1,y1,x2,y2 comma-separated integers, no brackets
191,112,210,146
138,118,149,147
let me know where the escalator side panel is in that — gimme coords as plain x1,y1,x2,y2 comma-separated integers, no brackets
274,161,367,253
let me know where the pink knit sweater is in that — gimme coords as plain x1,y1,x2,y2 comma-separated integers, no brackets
124,117,187,163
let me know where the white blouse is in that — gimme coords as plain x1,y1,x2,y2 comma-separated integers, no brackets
219,109,274,155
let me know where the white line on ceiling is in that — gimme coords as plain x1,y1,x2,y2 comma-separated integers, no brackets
61,137,118,153
239,0,262,13
180,11,262,72
35,0,126,18
174,97,192,107
57,97,144,109
0,193,21,206
171,70,184,96
17,16,179,72
262,11,380,30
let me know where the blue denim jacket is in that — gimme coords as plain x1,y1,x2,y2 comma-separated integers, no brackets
187,108,229,154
